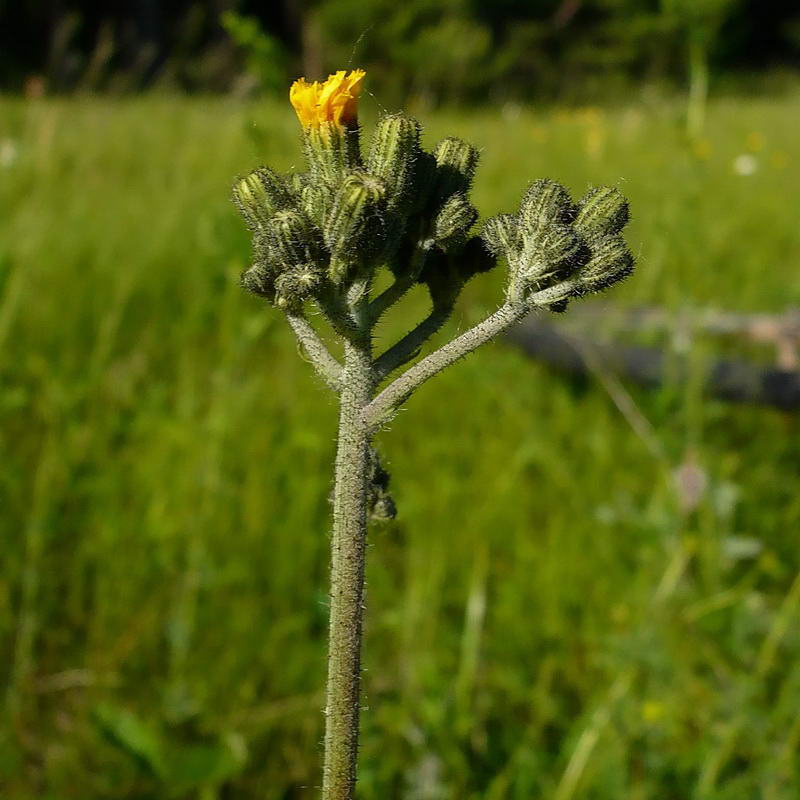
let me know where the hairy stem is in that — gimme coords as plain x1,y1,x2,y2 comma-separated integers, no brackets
368,239,432,324
365,301,529,430
373,301,454,381
286,312,342,391
323,340,373,800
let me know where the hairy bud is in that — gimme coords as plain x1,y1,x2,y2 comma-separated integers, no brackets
481,213,520,258
519,179,575,232
233,167,293,231
574,186,630,241
325,171,387,284
274,264,323,311
304,123,361,188
574,235,634,295
434,193,478,252
240,262,275,299
432,137,480,200
367,114,421,205
265,208,322,270
300,183,335,229
519,224,585,286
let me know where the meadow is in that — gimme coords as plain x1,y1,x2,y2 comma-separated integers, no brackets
1,87,799,799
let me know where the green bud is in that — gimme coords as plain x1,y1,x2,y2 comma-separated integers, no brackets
304,123,361,188
481,213,520,258
325,171,387,284
265,209,322,270
300,183,335,229
233,167,293,231
574,186,630,241
432,137,480,200
519,179,575,232
519,224,585,286
433,193,478,252
366,114,422,206
240,263,275,299
274,264,323,311
370,495,397,522
574,235,634,295
286,171,308,199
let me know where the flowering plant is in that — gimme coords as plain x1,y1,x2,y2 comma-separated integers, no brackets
233,70,634,799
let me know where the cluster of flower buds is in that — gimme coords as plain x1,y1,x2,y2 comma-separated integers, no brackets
234,69,633,319
232,71,502,313
481,180,634,311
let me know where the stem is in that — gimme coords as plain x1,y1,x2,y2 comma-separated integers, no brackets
687,30,709,139
365,302,529,431
373,301,454,382
323,340,373,800
286,312,342,392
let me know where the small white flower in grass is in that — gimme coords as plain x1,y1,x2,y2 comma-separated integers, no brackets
733,153,758,176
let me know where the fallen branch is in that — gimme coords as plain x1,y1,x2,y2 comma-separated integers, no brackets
507,316,800,411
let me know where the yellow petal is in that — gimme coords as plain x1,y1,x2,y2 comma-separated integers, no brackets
289,69,366,128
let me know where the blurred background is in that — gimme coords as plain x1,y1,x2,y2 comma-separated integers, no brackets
1,1,800,798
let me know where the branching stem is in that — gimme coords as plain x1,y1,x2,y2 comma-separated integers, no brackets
286,313,342,391
373,301,454,381
365,301,530,431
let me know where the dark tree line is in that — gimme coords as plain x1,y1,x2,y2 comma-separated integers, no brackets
1,0,798,100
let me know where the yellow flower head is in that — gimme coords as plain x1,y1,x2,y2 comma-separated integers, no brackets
290,70,366,129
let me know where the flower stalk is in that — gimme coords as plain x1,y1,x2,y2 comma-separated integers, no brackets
232,70,637,799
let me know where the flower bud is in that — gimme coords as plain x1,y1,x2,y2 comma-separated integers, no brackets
274,264,323,311
519,224,585,286
233,167,293,231
366,114,421,205
370,495,397,522
240,263,275,299
518,179,575,232
264,209,322,270
432,137,480,200
433,193,478,252
481,213,520,258
324,171,387,284
574,235,634,295
574,186,630,242
300,183,335,229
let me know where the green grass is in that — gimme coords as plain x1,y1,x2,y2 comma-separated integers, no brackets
1,89,800,799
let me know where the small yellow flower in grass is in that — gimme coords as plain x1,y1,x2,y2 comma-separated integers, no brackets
290,69,366,129
642,700,665,724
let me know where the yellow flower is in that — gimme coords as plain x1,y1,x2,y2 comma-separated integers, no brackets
290,70,366,129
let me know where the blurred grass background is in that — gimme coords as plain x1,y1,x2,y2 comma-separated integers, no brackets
1,89,800,798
